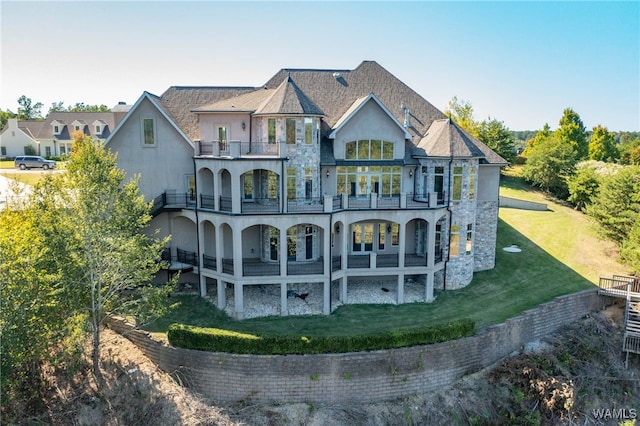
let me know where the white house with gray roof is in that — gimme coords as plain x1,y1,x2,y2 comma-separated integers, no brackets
0,105,130,158
106,61,506,319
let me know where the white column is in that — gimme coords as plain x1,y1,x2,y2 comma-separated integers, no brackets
234,283,244,319
323,279,330,314
397,274,404,304
281,283,288,316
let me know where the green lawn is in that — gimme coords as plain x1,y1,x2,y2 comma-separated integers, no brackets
144,171,622,338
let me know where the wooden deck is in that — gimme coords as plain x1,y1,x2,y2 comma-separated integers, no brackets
598,275,640,300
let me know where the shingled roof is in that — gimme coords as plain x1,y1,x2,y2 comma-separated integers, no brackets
254,76,324,116
417,118,507,164
159,86,256,140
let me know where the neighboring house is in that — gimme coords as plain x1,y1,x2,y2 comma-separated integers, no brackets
0,103,130,158
106,61,507,319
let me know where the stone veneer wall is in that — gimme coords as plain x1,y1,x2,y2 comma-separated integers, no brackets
108,289,605,404
474,200,499,272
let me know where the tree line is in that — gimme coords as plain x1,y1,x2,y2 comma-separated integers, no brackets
0,95,111,129
446,97,640,275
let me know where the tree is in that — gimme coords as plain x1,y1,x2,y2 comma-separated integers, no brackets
31,135,173,379
446,96,479,135
621,220,640,275
476,117,515,163
522,134,576,198
556,108,588,160
48,101,66,114
522,123,551,156
589,125,619,162
585,166,640,244
567,166,600,211
0,109,16,130
0,203,83,419
16,95,43,120
67,102,110,112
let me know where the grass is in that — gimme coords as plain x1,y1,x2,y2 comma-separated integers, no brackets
144,168,624,339
0,160,63,186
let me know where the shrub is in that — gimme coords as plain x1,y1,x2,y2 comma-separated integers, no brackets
167,318,475,354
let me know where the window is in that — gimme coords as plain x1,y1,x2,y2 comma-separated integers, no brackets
466,224,473,255
54,125,59,133
287,227,297,260
378,223,386,250
45,146,51,157
187,175,195,201
450,225,460,257
469,167,476,199
287,168,296,199
143,118,155,145
243,173,253,200
452,166,463,200
305,167,313,199
434,166,445,201
268,118,276,144
304,118,313,144
344,140,394,160
268,173,278,199
435,224,442,257
286,118,296,144
95,125,101,134
336,165,401,196
74,125,80,131
391,223,399,246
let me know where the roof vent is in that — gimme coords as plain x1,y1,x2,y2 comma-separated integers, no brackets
333,72,341,78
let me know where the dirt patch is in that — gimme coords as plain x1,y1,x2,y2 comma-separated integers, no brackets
25,300,640,425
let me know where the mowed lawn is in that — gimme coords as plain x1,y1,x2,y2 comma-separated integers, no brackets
144,168,624,338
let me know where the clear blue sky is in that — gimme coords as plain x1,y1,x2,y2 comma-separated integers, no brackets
1,1,638,131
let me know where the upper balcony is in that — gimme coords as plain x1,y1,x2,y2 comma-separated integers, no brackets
196,140,283,158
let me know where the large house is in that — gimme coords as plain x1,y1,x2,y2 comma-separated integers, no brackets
0,104,130,158
106,61,506,319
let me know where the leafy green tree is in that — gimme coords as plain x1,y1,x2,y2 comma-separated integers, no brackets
621,220,640,275
618,133,640,165
0,109,16,130
567,167,600,211
32,135,173,379
589,125,619,162
446,96,479,135
16,95,43,120
47,101,66,114
0,205,83,420
522,123,551,156
522,134,576,198
476,118,515,163
67,102,110,112
585,166,640,244
556,108,588,159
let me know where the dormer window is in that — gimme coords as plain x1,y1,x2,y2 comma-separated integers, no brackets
93,120,107,135
51,120,65,135
72,120,87,134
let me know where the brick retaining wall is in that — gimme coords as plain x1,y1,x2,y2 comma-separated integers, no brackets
107,289,606,403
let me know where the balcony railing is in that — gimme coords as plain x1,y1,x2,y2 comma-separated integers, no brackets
287,197,324,213
197,140,281,157
202,254,217,270
332,256,342,272
348,254,371,269
222,258,234,274
287,258,324,275
176,248,198,266
242,197,280,214
243,258,280,276
151,190,447,216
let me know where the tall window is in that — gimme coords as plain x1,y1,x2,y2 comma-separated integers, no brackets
45,146,51,157
305,167,313,199
143,118,155,145
95,125,101,134
286,118,296,144
450,225,460,257
268,173,278,199
304,118,313,144
336,166,400,196
243,173,253,200
378,223,386,250
435,224,442,258
452,166,463,200
268,118,276,144
54,125,59,133
287,227,297,261
217,126,228,151
391,223,399,246
287,168,296,199
466,224,473,255
469,167,476,199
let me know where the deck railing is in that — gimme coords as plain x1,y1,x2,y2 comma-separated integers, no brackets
287,197,324,213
